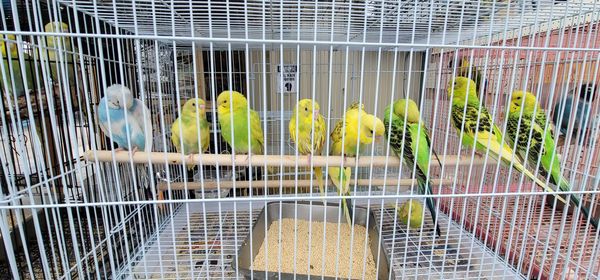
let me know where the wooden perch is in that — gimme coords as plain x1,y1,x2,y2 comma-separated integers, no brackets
83,150,495,167
156,178,455,191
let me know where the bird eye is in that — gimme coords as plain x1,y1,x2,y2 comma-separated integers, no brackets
192,103,195,106
370,129,374,134
305,107,308,111
516,96,521,100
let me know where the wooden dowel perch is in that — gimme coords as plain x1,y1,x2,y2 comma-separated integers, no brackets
157,178,455,191
84,150,495,167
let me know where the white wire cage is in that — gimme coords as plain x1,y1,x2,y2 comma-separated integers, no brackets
0,0,599,279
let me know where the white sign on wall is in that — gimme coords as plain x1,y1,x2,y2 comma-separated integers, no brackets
277,64,298,94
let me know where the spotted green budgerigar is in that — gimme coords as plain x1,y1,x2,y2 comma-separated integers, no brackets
506,91,597,229
289,99,326,197
384,98,442,236
447,77,566,204
171,98,210,170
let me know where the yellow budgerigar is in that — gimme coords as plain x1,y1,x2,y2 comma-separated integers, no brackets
329,103,385,224
217,90,264,181
391,199,424,229
289,99,326,197
447,77,566,204
171,98,210,170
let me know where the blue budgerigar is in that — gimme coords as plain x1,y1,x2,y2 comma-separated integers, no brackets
553,83,596,144
97,84,153,153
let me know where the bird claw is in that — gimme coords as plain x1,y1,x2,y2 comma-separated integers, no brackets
157,191,165,210
187,154,196,165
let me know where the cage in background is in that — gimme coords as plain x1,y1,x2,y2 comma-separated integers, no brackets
0,0,599,279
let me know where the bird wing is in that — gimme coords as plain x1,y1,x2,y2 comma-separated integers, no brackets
249,109,264,154
131,99,153,152
314,115,327,155
171,117,182,153
96,98,112,140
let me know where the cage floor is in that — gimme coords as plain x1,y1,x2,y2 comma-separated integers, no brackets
439,184,600,280
123,196,524,279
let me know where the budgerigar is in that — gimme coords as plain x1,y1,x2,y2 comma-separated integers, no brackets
329,103,385,224
217,90,264,182
391,199,424,229
506,91,598,229
552,83,596,144
97,84,153,154
384,98,442,236
1,34,35,98
289,99,326,197
171,98,210,170
43,21,76,86
97,84,154,201
447,77,566,204
452,57,487,96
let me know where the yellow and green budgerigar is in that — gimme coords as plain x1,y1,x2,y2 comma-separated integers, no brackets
171,98,210,170
506,91,598,229
289,99,326,197
217,90,263,155
43,21,76,86
384,98,442,236
1,34,35,97
329,102,385,224
391,199,424,229
456,58,486,95
447,77,566,204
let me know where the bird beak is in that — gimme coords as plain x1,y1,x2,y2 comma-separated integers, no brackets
313,109,319,119
375,135,383,143
198,104,205,110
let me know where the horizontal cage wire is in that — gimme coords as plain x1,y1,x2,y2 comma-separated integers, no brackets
0,0,599,279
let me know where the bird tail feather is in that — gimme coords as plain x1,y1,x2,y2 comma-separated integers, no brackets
330,166,353,224
558,178,599,230
476,134,567,204
421,181,442,237
314,167,325,201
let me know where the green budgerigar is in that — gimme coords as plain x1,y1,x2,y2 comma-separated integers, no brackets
171,98,210,170
43,21,76,86
1,34,35,97
384,98,442,236
447,77,566,204
391,199,424,229
217,90,263,155
217,90,264,182
506,91,598,229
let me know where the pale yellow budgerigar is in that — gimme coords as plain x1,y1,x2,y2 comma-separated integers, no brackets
289,99,326,197
171,98,210,170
